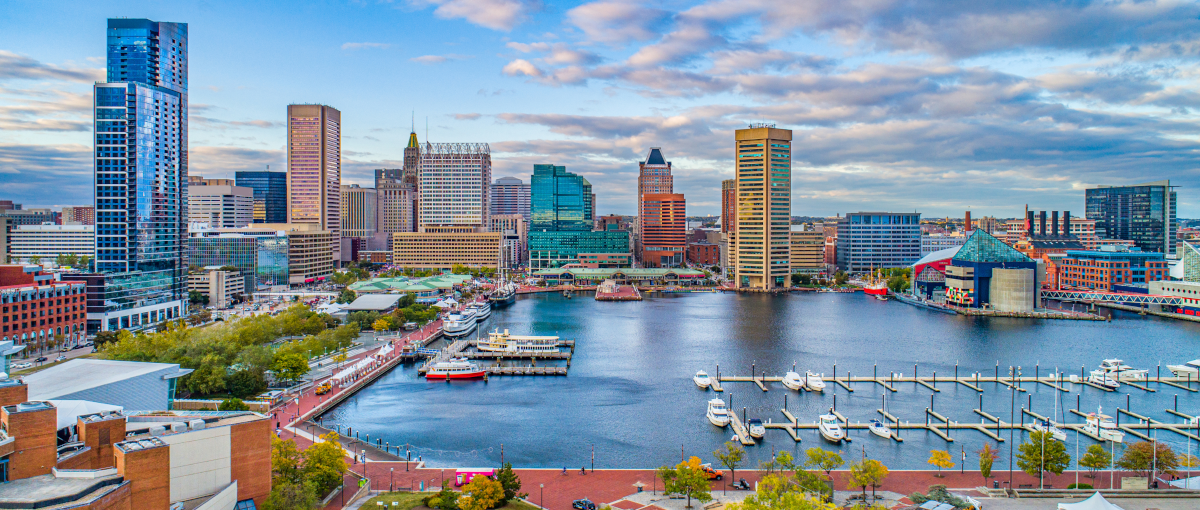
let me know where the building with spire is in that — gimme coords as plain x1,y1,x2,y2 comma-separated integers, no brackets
376,129,420,246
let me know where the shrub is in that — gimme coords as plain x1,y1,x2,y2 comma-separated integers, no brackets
1067,483,1093,490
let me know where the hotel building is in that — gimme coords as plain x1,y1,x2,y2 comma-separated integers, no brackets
189,223,335,289
6,224,94,265
640,193,686,267
418,143,491,231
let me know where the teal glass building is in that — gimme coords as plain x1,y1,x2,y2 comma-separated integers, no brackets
189,235,292,291
528,164,629,268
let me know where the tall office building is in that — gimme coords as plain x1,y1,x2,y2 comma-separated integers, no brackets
721,179,735,234
490,176,531,222
640,194,686,267
235,170,287,223
287,104,341,261
188,184,253,228
636,148,673,257
340,184,380,239
835,212,922,271
1086,180,1177,256
90,18,188,332
418,142,490,231
375,168,415,247
733,125,792,289
528,164,630,268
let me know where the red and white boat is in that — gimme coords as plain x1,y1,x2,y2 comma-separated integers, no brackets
863,269,888,296
425,359,485,380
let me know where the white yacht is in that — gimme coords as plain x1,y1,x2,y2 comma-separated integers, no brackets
477,329,559,353
1089,359,1147,381
1167,359,1200,377
1031,419,1067,441
747,418,765,439
782,371,804,391
805,372,826,392
693,370,712,389
868,419,892,439
1087,372,1120,390
818,414,845,443
469,302,492,321
707,399,731,427
442,310,478,337
1083,407,1125,443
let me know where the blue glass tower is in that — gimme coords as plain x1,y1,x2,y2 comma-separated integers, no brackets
528,164,629,268
90,18,188,332
235,171,288,223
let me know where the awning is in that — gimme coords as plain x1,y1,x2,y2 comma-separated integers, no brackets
1057,492,1126,510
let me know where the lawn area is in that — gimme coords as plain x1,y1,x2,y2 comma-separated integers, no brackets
360,492,541,510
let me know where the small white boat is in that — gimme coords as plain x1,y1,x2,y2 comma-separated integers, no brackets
707,399,731,427
1167,359,1200,377
818,414,844,443
747,418,765,439
868,419,891,439
782,371,804,391
693,370,712,389
1031,419,1067,441
1083,407,1125,443
1089,359,1147,381
805,371,826,392
1087,372,1120,390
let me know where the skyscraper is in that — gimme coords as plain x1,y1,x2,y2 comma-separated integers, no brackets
89,18,188,332
636,148,673,258
1086,180,1177,256
733,124,792,289
418,143,491,231
640,194,686,267
490,176,531,222
235,170,287,223
340,184,380,240
528,164,630,268
375,168,415,246
287,104,341,261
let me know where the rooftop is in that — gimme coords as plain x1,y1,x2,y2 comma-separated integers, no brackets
344,294,402,311
24,359,192,402
0,471,124,505
533,268,706,277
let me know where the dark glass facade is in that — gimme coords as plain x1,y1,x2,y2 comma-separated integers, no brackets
235,171,287,223
528,164,628,268
1085,181,1177,256
835,212,922,271
189,235,291,289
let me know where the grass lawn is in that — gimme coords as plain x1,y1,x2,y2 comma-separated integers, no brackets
360,492,541,510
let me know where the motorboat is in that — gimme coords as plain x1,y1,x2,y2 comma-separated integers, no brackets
693,370,712,389
782,371,804,391
1031,419,1067,441
747,418,765,439
1167,359,1200,378
1089,359,1147,381
1083,407,1125,443
1087,372,1120,390
818,414,845,443
875,295,889,301
477,329,559,353
805,371,826,392
868,419,892,439
425,359,485,380
442,311,479,337
489,283,517,307
707,399,731,427
469,302,492,321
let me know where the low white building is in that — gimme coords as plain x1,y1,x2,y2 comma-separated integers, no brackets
921,233,967,256
188,185,254,228
6,224,94,265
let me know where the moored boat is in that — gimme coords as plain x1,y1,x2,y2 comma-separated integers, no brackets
863,268,888,296
868,419,892,439
477,329,559,353
1083,407,1124,443
805,371,826,392
693,370,712,389
1167,359,1200,377
469,302,492,321
1031,419,1067,441
782,371,804,391
818,414,844,443
443,310,478,337
747,418,765,439
707,399,731,427
1087,372,1120,390
1089,359,1147,381
489,283,517,307
425,359,485,380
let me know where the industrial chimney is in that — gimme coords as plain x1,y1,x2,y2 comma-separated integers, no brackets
1051,211,1059,237
964,211,972,233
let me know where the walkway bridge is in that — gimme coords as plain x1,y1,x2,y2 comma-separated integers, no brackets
1041,290,1186,306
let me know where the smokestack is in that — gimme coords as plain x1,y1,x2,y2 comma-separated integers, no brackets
1026,211,1035,235
1063,211,1071,237
1051,211,1059,237
1039,211,1047,238
964,211,971,233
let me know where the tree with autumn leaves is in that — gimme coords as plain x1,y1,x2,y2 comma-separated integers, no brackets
657,457,714,508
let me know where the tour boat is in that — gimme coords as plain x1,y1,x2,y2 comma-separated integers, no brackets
1167,359,1200,377
805,371,826,392
707,399,731,427
868,419,892,439
469,302,492,321
863,269,888,296
425,359,485,380
1089,359,1148,381
442,311,478,337
818,414,845,443
1087,372,1120,390
477,329,559,353
1031,419,1067,442
1083,407,1125,443
747,418,765,439
782,371,804,391
489,283,517,307
693,370,712,389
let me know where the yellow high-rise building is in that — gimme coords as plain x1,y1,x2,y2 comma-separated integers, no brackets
734,125,792,289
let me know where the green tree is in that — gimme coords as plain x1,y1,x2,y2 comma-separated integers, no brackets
94,330,120,347
79,255,91,268
226,370,267,399
804,448,844,478
28,255,41,266
427,482,460,510
272,353,310,383
1117,441,1178,487
262,480,318,510
927,451,953,477
886,274,910,293
846,459,888,501
833,270,848,285
495,462,527,505
657,456,713,508
1016,431,1071,486
978,444,999,480
335,288,356,304
1079,444,1114,479
271,436,305,485
303,432,348,495
218,397,250,411
725,474,836,510
189,290,210,305
185,354,229,396
714,441,746,482
457,475,504,510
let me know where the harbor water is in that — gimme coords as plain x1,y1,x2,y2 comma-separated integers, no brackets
320,292,1200,470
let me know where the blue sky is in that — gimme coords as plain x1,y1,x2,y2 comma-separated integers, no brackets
1,0,1198,217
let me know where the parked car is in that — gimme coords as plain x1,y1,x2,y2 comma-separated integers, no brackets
11,362,32,370
572,500,596,510
34,356,47,363
55,355,67,362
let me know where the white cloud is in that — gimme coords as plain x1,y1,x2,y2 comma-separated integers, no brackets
408,0,534,31
342,42,393,50
566,1,670,44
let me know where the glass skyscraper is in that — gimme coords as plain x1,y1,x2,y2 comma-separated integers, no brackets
90,18,188,332
235,171,287,223
528,164,629,268
1086,180,1177,257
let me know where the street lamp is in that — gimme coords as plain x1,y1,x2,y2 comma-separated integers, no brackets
540,484,544,507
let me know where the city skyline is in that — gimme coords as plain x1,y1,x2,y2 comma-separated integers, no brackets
1,1,1198,217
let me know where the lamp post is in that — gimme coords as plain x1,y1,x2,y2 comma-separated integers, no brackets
540,484,544,507
391,467,394,491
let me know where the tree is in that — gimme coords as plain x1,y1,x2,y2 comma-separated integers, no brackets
1016,431,1071,486
427,482,460,510
886,274,910,293
332,351,349,368
371,318,391,332
218,398,250,411
714,441,746,483
1079,444,1114,479
271,436,305,485
846,459,888,501
272,353,310,383
833,270,848,285
335,288,356,304
262,480,318,510
28,255,41,266
495,462,527,505
79,255,91,269
804,448,844,478
978,444,999,480
1181,453,1200,468
303,432,348,495
189,290,210,305
94,330,120,347
226,370,267,399
725,474,836,510
457,475,504,510
927,451,954,477
1117,441,1178,487
657,456,713,508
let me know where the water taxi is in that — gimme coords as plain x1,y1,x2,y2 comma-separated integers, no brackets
425,359,485,380
1031,419,1067,441
805,372,826,392
477,329,559,353
782,371,804,391
1167,359,1200,377
818,414,845,443
443,310,478,337
693,370,712,389
747,418,765,439
707,399,731,427
1089,359,1147,381
1083,407,1125,443
868,419,892,439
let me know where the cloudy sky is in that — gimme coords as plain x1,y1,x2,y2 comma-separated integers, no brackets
1,0,1198,217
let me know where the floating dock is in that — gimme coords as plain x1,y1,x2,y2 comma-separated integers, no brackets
418,339,574,376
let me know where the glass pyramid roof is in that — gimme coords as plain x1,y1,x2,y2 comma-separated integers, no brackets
952,230,1035,264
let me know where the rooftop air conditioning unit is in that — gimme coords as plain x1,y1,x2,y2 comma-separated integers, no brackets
170,422,186,433
149,426,165,437
188,419,205,431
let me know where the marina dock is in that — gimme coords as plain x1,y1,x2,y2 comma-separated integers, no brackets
710,372,1197,395
417,338,576,376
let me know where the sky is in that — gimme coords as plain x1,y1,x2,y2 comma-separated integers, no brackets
1,0,1198,218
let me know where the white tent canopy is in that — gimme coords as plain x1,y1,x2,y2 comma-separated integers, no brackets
1057,492,1125,510
47,400,123,431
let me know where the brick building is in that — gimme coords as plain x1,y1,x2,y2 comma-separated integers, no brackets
0,265,86,347
687,242,719,265
1058,246,1170,291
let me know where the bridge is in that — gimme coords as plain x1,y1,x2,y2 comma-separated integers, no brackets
1041,290,1189,306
